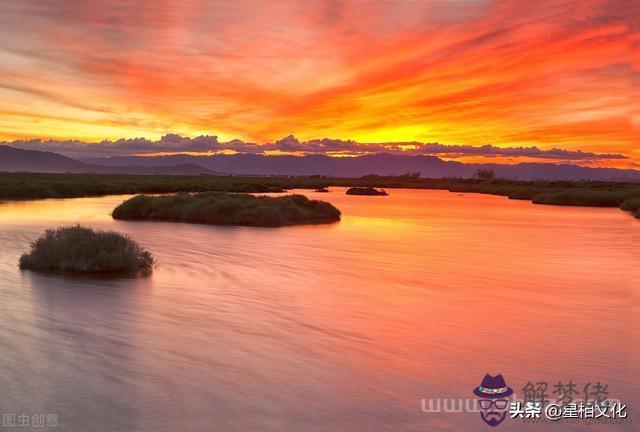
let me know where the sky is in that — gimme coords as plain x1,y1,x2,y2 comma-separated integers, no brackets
0,0,637,166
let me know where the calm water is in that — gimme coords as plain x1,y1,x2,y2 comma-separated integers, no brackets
0,189,638,431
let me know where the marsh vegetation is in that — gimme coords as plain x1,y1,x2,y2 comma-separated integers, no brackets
1,172,639,219
112,192,341,227
346,187,388,196
19,225,154,275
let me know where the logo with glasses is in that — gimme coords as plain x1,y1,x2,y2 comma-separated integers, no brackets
473,374,513,427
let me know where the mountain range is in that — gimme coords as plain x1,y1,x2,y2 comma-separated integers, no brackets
0,145,216,175
2,144,640,181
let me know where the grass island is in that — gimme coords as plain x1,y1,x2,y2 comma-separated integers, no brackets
346,187,388,196
19,225,154,276
112,192,341,227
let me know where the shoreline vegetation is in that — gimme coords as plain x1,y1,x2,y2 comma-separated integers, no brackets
112,192,341,227
1,172,639,219
19,225,154,276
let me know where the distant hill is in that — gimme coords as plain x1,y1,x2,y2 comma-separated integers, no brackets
0,146,217,175
2,145,639,180
81,153,640,181
105,163,217,175
0,145,90,172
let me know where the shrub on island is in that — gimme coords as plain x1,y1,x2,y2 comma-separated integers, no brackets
345,187,388,196
19,225,154,275
112,192,341,227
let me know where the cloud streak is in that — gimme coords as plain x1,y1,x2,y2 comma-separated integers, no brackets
0,0,637,166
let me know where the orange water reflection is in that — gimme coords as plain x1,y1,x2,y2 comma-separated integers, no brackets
0,188,638,431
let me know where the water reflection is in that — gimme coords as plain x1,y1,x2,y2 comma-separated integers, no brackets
0,189,638,431
22,271,147,430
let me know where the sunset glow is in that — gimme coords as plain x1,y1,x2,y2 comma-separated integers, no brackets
0,0,637,165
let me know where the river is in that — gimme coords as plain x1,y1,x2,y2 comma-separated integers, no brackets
0,188,637,431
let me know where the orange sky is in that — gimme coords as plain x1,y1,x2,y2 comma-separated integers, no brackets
0,0,637,166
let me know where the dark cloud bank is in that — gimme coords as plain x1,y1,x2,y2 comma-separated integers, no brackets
2,134,628,164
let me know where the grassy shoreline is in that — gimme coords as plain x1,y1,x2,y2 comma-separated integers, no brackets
1,172,639,218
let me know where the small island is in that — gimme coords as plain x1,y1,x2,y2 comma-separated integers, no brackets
112,192,341,227
19,225,154,276
315,187,330,193
346,187,388,196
